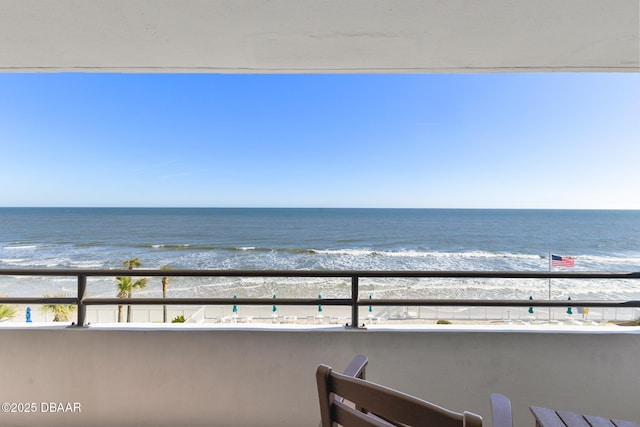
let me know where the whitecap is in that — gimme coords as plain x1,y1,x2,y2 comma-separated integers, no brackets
0,258,27,265
4,245,38,250
68,261,106,268
313,249,377,257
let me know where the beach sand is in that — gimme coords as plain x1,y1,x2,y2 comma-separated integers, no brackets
3,303,631,327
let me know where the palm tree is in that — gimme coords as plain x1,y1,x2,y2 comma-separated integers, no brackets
117,258,148,322
115,275,149,322
115,276,130,323
41,292,77,322
0,303,17,322
123,257,142,270
125,257,142,323
161,265,171,323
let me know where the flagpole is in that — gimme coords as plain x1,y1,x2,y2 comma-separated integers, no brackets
548,251,552,322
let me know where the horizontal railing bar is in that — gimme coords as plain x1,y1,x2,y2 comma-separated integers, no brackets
78,298,640,308
0,297,78,305
1,268,639,279
76,298,640,308
1,297,637,309
358,299,640,308
80,298,353,306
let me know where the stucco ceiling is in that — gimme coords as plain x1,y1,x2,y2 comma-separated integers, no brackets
1,0,638,73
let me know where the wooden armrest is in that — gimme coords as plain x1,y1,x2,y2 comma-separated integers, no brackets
342,354,368,379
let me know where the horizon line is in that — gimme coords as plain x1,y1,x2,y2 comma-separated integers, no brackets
1,206,639,211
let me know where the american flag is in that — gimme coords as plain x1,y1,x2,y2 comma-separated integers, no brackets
551,254,575,267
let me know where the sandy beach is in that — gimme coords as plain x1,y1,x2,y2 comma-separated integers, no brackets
3,303,636,327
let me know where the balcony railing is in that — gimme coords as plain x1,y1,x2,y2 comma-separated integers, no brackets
1,268,639,327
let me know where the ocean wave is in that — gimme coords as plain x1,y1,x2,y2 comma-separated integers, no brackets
570,254,640,266
170,246,640,273
0,258,46,267
311,248,379,257
150,244,191,249
310,248,542,260
92,243,634,267
68,261,106,268
0,257,104,269
3,244,39,250
10,260,62,268
179,245,313,254
147,244,262,251
0,258,27,264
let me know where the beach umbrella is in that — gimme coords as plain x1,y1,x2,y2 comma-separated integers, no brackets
272,294,277,313
528,296,534,314
367,295,375,321
318,294,323,312
232,295,238,314
567,296,573,315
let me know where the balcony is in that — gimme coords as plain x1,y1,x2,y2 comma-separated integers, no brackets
1,269,639,426
3,0,639,424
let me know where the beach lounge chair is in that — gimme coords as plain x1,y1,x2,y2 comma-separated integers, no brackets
316,361,483,427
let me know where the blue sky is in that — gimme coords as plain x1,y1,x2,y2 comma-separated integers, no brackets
1,73,638,209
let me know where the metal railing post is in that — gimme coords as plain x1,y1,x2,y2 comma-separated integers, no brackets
350,275,360,328
76,275,87,327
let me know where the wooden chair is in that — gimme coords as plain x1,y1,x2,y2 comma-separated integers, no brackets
316,362,483,427
317,354,369,427
490,393,513,427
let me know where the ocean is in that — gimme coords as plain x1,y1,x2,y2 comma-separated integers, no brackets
1,208,639,303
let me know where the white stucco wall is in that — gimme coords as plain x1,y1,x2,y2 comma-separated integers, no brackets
1,325,638,427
